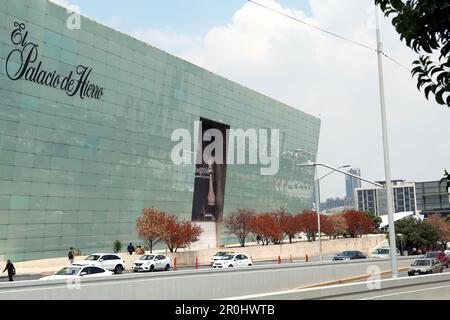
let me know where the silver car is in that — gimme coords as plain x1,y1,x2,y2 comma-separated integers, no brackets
408,258,443,276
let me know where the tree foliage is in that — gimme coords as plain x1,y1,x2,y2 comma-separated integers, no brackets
275,208,299,244
326,213,348,239
136,207,166,253
441,169,450,190
249,212,284,245
224,208,255,247
395,217,439,250
363,211,382,230
375,0,450,106
296,210,329,242
343,210,375,237
160,214,203,253
427,213,450,244
136,208,202,253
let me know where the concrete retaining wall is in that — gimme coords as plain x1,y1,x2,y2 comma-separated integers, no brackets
11,235,385,274
166,234,386,266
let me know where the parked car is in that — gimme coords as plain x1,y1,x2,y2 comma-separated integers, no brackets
75,253,126,274
212,253,253,268
423,251,449,268
408,258,443,276
371,246,400,259
445,248,450,257
40,265,113,280
332,251,367,261
132,254,171,272
210,251,235,267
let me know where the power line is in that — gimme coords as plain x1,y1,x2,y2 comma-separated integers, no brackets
247,0,410,72
382,52,411,72
247,0,377,52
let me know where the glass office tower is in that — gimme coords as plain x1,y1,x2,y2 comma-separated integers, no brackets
0,0,320,261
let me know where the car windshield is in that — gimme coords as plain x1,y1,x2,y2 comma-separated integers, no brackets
55,267,81,275
375,249,389,255
340,251,354,256
221,255,234,260
85,255,101,261
424,252,438,258
139,255,155,260
413,260,431,266
215,252,230,256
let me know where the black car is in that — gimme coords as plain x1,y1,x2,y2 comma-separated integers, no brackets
332,251,367,261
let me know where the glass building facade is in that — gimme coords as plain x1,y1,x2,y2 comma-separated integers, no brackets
415,181,450,216
355,184,416,216
0,0,320,262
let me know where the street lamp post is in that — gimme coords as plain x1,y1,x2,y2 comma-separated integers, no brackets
315,165,351,263
375,3,398,278
294,158,350,263
298,162,402,275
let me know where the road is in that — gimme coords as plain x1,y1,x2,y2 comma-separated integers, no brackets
328,269,450,300
0,255,334,283
5,255,446,285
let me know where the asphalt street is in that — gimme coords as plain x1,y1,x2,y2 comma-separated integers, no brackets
0,255,333,283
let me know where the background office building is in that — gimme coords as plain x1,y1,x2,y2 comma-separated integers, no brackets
355,181,417,216
415,181,450,217
0,0,320,261
345,168,361,207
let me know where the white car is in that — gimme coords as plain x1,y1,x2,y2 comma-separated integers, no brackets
75,253,125,274
371,247,401,259
40,265,113,280
132,254,171,272
408,259,443,276
210,251,235,267
212,253,253,268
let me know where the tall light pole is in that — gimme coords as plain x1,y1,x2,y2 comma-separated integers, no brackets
298,161,351,263
375,3,398,278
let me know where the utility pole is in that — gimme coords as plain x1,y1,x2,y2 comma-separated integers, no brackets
314,169,322,263
375,3,398,278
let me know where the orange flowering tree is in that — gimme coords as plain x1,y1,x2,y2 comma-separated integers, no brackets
137,208,203,253
249,212,283,245
327,213,348,239
224,208,255,247
343,210,375,238
160,214,203,253
136,207,166,253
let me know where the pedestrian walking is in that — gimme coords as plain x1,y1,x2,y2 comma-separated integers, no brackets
127,242,135,255
256,234,261,245
68,247,75,265
2,259,16,282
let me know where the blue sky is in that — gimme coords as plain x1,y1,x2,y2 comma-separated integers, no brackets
64,0,311,35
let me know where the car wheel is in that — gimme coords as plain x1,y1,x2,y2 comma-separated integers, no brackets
248,264,252,267
228,264,233,268
114,265,123,274
149,265,154,272
133,270,138,273
440,268,443,273
165,264,170,271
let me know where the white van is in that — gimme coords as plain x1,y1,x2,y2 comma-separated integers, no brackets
371,246,401,259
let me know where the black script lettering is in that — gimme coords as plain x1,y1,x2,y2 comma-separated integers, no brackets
10,22,27,46
6,43,39,80
6,21,105,100
61,71,74,91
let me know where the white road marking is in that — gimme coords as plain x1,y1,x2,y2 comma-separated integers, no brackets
360,284,450,300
